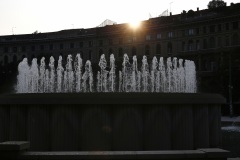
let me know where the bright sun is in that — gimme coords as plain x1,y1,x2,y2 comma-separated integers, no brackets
129,20,141,29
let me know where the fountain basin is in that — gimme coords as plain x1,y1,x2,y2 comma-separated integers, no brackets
0,93,225,151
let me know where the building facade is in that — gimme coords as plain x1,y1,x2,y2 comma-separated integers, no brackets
0,3,240,113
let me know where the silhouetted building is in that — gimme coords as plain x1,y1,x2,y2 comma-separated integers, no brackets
0,3,240,114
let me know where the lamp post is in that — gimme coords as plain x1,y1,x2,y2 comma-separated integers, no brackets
12,27,16,35
169,2,174,14
229,53,233,117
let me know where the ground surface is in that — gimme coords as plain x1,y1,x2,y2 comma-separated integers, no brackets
222,116,240,158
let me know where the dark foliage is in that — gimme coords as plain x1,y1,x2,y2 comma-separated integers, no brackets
208,0,226,9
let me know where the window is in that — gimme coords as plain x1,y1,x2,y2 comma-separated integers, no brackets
131,46,136,56
167,42,172,54
99,40,103,46
218,24,222,32
225,36,229,46
182,30,185,37
79,41,83,48
233,21,239,30
203,26,207,34
196,40,200,50
209,37,216,48
196,28,200,35
156,44,161,55
109,48,113,55
127,37,132,43
157,33,161,39
13,47,17,53
40,45,44,51
168,32,173,38
182,42,185,51
4,55,8,65
99,49,103,59
60,44,63,50
232,34,239,45
119,38,123,44
118,47,123,58
70,43,74,49
108,39,113,45
13,55,17,63
188,40,194,51
225,23,229,30
77,52,83,59
203,39,207,49
132,36,137,42
21,46,26,52
49,44,53,50
88,50,92,60
218,37,222,47
188,29,194,36
209,25,215,33
31,46,35,52
146,35,151,41
145,45,150,55
88,41,93,47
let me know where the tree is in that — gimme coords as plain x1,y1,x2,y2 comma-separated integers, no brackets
208,0,226,9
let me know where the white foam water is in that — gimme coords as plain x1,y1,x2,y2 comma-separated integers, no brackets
16,53,197,93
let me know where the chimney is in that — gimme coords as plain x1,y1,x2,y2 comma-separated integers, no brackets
170,12,172,16
197,7,199,11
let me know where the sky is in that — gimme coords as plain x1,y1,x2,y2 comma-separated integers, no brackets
0,0,239,35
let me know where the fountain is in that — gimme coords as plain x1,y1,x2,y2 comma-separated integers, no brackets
0,53,228,160
15,53,197,93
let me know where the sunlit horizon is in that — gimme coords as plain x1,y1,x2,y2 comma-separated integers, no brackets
0,0,239,35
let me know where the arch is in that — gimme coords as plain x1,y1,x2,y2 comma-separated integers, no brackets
131,46,137,56
13,55,17,64
78,51,83,60
167,42,172,54
188,40,194,51
104,48,112,59
31,54,35,61
108,48,113,58
99,49,103,59
209,37,216,48
118,47,123,58
21,55,26,61
88,50,92,61
4,55,8,65
232,33,239,46
109,48,113,54
156,44,161,55
145,45,150,56
203,39,208,49
182,41,185,51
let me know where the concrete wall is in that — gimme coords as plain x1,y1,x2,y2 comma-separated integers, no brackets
0,93,224,151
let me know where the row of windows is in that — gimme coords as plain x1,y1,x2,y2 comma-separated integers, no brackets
2,34,240,66
2,24,239,54
97,44,170,58
181,34,239,52
147,21,239,40
2,32,239,55
183,21,239,37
